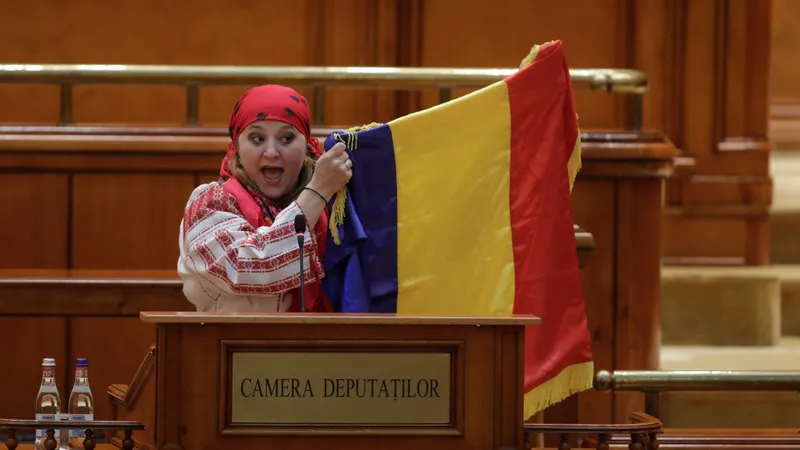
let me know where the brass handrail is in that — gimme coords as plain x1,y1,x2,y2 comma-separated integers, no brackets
594,370,800,419
0,64,647,129
594,370,800,391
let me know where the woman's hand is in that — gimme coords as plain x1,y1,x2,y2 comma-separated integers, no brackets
307,142,353,200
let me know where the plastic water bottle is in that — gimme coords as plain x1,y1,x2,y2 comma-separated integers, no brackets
34,358,61,449
67,358,94,449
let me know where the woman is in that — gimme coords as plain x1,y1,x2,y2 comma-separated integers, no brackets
178,84,352,312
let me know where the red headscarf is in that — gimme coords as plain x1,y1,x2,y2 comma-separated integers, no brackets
221,85,323,181
219,84,331,313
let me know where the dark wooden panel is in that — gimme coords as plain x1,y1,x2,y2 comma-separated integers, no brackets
196,172,220,186
769,0,800,149
0,317,67,420
416,0,630,129
651,0,773,265
71,174,197,269
0,0,321,126
0,174,69,269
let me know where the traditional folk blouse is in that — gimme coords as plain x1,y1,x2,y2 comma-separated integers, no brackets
177,182,323,312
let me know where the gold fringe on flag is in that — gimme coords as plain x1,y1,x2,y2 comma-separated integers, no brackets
567,133,582,193
328,122,383,245
523,360,594,420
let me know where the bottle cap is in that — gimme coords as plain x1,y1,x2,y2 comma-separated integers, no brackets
42,358,56,366
76,358,88,367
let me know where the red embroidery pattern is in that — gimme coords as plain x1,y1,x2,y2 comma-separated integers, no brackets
182,182,322,296
184,183,240,231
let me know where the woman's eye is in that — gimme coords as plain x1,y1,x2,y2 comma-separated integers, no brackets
281,134,295,144
250,134,265,144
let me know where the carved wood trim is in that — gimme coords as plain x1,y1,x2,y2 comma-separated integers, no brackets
525,411,662,434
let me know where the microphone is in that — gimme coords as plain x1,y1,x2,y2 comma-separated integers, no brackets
294,214,307,313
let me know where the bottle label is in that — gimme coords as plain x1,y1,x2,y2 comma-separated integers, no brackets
69,413,94,438
35,413,60,439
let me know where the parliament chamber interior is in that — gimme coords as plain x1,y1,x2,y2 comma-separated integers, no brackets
1,1,800,449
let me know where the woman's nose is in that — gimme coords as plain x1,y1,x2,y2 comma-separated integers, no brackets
262,139,280,157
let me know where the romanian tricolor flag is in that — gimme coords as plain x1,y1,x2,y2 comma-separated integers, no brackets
321,40,593,418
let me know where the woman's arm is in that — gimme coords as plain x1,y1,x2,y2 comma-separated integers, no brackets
179,184,324,297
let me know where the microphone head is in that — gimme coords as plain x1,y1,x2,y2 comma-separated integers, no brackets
294,214,307,234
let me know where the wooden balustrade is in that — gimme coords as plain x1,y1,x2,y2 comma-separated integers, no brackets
609,433,800,450
0,419,143,450
525,412,662,450
590,370,800,449
594,369,800,418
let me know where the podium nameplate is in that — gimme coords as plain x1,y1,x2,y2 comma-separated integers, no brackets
220,340,463,436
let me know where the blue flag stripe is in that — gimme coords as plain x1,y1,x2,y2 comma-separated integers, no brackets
321,124,399,313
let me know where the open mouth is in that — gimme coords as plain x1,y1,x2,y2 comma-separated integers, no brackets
261,167,283,182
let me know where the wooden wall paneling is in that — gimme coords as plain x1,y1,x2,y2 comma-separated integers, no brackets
0,317,67,420
0,173,70,269
0,271,189,424
663,216,749,263
71,173,198,269
317,0,401,126
656,0,773,265
196,172,221,186
393,0,423,119
0,0,655,132
413,0,632,130
632,0,682,138
0,0,352,126
769,0,800,100
769,0,800,149
68,317,156,421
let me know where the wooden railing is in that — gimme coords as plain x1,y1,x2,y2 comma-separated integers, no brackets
594,369,800,418
525,412,662,450
0,63,648,129
593,370,800,449
0,419,144,449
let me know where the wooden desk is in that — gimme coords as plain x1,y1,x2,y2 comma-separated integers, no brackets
138,312,538,450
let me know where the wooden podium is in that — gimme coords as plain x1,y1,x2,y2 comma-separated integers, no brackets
126,312,539,450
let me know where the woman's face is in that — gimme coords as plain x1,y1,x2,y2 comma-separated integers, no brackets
237,120,307,199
